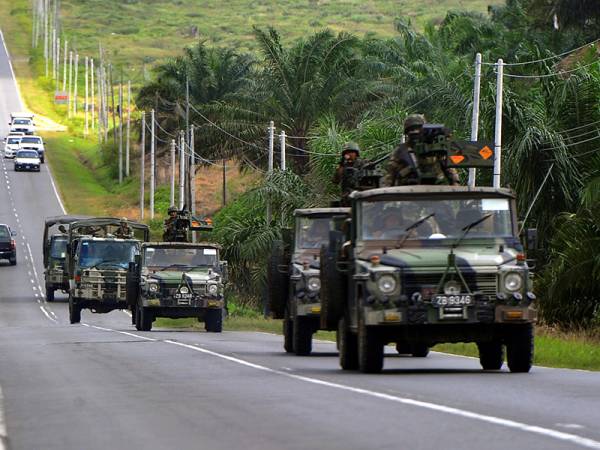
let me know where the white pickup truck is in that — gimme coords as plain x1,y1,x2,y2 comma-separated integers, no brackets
9,112,35,135
18,135,45,163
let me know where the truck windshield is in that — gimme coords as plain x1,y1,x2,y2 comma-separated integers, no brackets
13,119,31,125
7,138,20,144
21,137,41,144
17,151,39,159
0,227,9,238
297,217,334,249
50,238,68,259
360,197,513,241
144,247,217,268
78,241,138,269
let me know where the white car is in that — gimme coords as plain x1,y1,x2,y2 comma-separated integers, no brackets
18,135,45,163
9,113,35,135
14,150,41,172
3,136,22,158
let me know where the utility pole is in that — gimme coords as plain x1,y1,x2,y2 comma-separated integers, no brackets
493,59,503,189
468,52,482,188
96,66,103,143
179,131,185,210
150,109,155,219
109,65,117,145
118,81,123,183
84,56,89,135
55,36,60,91
266,120,274,225
51,27,55,79
190,124,196,215
62,39,67,91
140,112,146,220
90,58,95,131
73,53,79,116
222,159,227,206
67,50,72,117
170,139,176,207
126,80,131,177
280,130,286,170
43,0,48,77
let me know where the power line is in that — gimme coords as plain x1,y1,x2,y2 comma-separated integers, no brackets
482,39,600,67
504,59,599,79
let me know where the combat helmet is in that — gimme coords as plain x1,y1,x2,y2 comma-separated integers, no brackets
342,141,360,156
404,114,425,133
168,205,178,214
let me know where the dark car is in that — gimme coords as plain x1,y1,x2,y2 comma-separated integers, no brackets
0,224,17,265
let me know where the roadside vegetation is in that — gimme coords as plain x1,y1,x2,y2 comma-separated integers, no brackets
0,0,599,367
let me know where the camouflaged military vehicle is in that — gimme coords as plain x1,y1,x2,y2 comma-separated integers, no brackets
268,208,350,355
66,218,149,324
43,216,88,302
320,186,537,373
125,242,228,332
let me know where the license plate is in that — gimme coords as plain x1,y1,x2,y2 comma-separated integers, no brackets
174,293,193,299
432,295,472,306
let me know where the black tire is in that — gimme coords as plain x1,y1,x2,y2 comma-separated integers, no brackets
283,316,294,353
396,342,411,354
139,306,153,331
358,317,384,373
338,316,358,370
477,340,504,370
320,243,346,330
411,344,430,358
46,284,55,302
40,157,45,163
9,256,16,266
131,308,136,325
506,324,534,373
293,315,313,356
205,308,223,333
135,306,143,331
267,241,289,320
69,296,81,324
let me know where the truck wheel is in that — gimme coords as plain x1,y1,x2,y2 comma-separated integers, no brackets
205,309,223,333
358,317,384,373
139,307,153,331
130,308,136,325
506,324,534,373
283,315,294,353
477,341,504,370
267,240,289,320
411,344,430,358
338,316,358,370
45,284,55,302
135,306,143,331
293,316,313,356
9,256,16,266
69,296,81,324
320,244,346,330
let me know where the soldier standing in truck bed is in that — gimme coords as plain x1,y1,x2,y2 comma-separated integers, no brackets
332,142,366,206
383,114,459,187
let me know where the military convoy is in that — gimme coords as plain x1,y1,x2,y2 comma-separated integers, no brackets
126,242,228,332
268,208,350,355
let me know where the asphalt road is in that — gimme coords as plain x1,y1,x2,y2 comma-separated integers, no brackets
1,31,600,450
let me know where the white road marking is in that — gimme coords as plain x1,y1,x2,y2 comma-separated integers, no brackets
83,325,600,450
557,423,585,430
0,384,7,450
39,306,57,323
0,29,26,109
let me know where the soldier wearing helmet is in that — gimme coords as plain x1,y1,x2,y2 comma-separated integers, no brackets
114,217,133,239
332,141,366,206
383,114,459,187
163,206,179,242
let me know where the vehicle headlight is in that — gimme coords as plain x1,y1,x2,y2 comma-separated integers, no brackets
208,284,218,295
307,277,321,292
149,283,159,293
504,273,523,292
377,275,397,294
179,286,189,294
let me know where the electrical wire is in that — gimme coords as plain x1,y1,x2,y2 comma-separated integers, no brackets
503,59,599,79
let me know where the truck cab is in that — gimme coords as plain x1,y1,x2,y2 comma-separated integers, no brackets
9,113,35,135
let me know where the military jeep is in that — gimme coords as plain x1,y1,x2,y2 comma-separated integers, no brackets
43,216,88,302
126,242,228,332
66,218,149,324
321,186,537,373
268,208,350,355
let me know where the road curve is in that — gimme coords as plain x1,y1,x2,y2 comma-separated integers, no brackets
1,30,600,450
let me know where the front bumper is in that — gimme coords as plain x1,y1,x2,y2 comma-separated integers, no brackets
296,302,322,317
15,163,40,171
143,296,224,309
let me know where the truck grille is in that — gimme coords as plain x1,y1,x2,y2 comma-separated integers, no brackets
81,269,127,300
403,271,497,297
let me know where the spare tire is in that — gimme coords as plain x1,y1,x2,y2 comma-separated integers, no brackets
267,240,289,319
320,234,347,330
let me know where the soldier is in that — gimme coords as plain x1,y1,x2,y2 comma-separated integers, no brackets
163,206,179,242
383,114,459,187
114,218,134,239
332,142,366,206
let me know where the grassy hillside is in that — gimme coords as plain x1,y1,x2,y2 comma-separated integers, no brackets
60,0,489,73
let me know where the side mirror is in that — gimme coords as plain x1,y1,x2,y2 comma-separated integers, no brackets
219,261,229,283
128,261,137,273
525,228,538,250
10,231,16,237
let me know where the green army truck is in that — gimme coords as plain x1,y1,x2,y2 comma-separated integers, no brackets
66,218,149,324
43,216,88,302
126,242,228,332
268,208,350,355
321,186,537,373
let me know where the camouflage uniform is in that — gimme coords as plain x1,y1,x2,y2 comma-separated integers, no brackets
114,219,133,239
383,115,459,187
163,206,179,242
332,142,366,206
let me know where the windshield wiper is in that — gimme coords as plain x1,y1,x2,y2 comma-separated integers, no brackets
453,213,494,248
395,213,435,249
89,260,126,269
159,264,192,271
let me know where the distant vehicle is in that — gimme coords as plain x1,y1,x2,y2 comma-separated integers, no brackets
14,149,41,172
9,112,35,135
3,136,22,158
18,135,45,163
3,131,24,142
0,224,17,266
